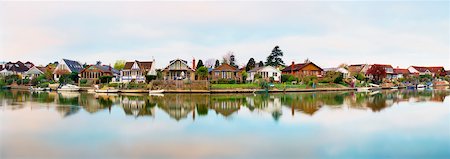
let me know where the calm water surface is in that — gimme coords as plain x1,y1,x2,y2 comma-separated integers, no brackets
1,89,449,159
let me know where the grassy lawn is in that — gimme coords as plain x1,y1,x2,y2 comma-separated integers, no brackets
211,83,347,90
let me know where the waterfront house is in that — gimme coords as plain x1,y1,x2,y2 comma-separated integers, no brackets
323,67,351,78
247,66,281,82
367,64,394,79
446,70,450,77
24,66,47,80
53,59,84,81
80,63,117,84
211,63,241,82
408,66,446,77
120,60,156,83
3,61,29,75
392,67,410,79
162,59,195,80
348,64,371,75
281,60,323,77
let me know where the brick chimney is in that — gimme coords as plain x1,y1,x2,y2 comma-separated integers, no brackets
291,61,295,75
192,58,196,70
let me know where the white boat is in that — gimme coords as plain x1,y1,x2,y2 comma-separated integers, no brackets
30,87,45,91
149,93,164,97
95,89,119,93
149,89,164,94
417,84,426,88
58,84,80,91
357,87,370,92
391,86,398,89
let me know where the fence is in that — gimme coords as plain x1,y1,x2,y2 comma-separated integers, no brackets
151,80,210,90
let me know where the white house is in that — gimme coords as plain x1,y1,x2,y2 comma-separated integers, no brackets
120,60,156,83
247,66,281,82
323,67,350,78
24,66,46,80
53,59,83,81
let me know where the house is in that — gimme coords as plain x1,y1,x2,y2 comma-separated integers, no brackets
446,70,450,77
408,66,446,77
53,59,84,81
348,64,371,75
24,66,47,80
120,60,156,83
247,66,281,82
80,63,117,84
367,64,394,79
392,67,410,79
211,63,241,82
3,61,29,75
281,60,323,77
323,67,350,78
162,59,195,80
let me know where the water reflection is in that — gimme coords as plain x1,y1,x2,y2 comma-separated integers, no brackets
1,89,449,121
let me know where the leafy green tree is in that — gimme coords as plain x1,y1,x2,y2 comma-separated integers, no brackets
246,58,256,71
196,60,204,69
196,66,209,80
99,76,113,83
69,72,79,83
241,71,248,83
114,60,126,70
265,46,285,67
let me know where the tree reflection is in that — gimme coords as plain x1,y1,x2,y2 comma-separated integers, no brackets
1,89,448,121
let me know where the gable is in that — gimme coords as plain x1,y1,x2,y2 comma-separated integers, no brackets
213,63,238,72
132,62,140,70
165,59,193,71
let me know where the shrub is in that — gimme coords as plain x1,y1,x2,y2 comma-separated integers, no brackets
228,80,236,84
38,82,49,88
23,78,30,85
99,76,113,83
108,83,119,88
80,79,88,84
6,79,14,85
254,74,262,79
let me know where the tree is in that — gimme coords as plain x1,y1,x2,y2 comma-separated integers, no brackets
258,61,264,67
222,51,234,64
205,58,216,68
196,66,209,80
366,65,386,84
246,58,256,71
215,60,220,68
241,71,248,83
196,60,204,69
265,46,285,67
99,76,113,83
69,72,79,83
114,60,126,70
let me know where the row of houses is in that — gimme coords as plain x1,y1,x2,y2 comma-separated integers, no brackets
1,58,449,84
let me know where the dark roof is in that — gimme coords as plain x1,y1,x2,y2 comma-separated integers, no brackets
102,65,120,74
4,61,29,72
123,60,153,70
24,61,34,68
281,62,323,72
80,65,118,74
63,59,83,73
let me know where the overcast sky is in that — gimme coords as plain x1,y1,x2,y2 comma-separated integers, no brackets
1,1,449,69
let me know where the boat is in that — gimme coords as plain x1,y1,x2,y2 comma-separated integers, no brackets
357,87,370,92
57,84,80,91
30,87,45,91
95,89,119,93
417,84,426,88
149,89,165,94
390,86,398,89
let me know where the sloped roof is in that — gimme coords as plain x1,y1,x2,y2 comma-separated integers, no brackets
248,67,263,72
4,61,29,72
63,59,83,73
123,60,153,70
80,65,117,74
393,68,410,75
102,65,120,74
163,59,194,71
212,63,239,72
24,61,34,68
281,62,323,72
411,66,445,75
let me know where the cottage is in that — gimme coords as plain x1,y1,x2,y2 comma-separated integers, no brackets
53,59,84,81
348,64,371,75
24,66,47,80
281,60,323,77
81,63,118,84
247,66,281,82
408,66,446,77
392,68,410,79
162,59,195,80
120,60,156,83
323,67,350,78
211,63,241,82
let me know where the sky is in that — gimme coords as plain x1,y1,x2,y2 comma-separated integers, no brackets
0,1,449,69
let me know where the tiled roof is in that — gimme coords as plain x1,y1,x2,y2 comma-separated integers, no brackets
393,68,410,75
123,60,153,70
281,62,323,72
212,63,239,72
4,61,29,72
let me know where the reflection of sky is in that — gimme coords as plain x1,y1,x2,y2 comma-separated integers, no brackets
1,98,449,158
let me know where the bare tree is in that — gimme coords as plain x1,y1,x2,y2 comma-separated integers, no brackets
222,51,234,64
205,58,216,68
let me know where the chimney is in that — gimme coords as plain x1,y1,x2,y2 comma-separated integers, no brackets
192,58,196,70
291,61,295,75
109,64,112,71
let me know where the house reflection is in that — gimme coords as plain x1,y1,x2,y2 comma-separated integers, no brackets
1,89,448,121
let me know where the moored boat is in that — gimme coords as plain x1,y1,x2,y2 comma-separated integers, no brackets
58,84,80,91
95,89,119,93
149,89,165,94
